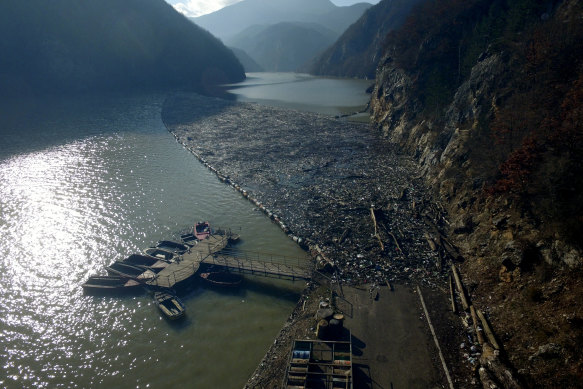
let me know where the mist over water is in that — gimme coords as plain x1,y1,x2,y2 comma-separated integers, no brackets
0,94,306,389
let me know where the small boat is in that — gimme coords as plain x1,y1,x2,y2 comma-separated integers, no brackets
153,290,186,320
154,240,189,254
144,248,177,262
82,275,142,294
200,271,243,287
181,233,198,247
105,261,156,281
124,253,170,270
194,221,211,240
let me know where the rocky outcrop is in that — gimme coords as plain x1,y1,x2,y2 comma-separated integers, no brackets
369,0,583,386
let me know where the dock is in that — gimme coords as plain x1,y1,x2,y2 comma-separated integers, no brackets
146,234,231,288
146,233,313,288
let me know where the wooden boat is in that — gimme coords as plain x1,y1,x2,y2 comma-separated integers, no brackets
200,271,243,287
144,248,176,262
181,233,198,247
105,261,156,281
82,275,142,294
155,240,189,254
194,221,211,240
153,290,185,320
124,253,169,270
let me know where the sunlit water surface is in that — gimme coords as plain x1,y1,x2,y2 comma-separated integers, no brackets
0,95,307,389
225,72,372,116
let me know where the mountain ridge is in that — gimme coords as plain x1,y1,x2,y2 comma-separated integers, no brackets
192,0,371,41
0,0,245,97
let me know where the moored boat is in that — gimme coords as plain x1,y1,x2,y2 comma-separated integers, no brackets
105,261,156,281
153,290,186,320
181,233,198,247
200,271,243,287
144,248,177,262
194,221,211,240
82,275,142,295
124,253,170,270
154,240,189,254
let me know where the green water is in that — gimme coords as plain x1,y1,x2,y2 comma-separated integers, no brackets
0,94,306,389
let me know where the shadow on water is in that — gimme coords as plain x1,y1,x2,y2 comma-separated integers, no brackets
162,92,239,127
173,272,302,303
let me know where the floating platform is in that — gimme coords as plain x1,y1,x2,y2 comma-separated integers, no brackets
146,234,231,288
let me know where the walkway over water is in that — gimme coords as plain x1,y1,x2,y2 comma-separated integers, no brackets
146,234,313,288
203,248,313,281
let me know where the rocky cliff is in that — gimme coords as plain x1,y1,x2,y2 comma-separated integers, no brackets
370,0,583,386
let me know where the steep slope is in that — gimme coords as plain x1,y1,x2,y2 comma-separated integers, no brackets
230,48,264,72
306,0,424,79
370,0,583,386
227,23,338,72
0,0,245,96
192,0,370,41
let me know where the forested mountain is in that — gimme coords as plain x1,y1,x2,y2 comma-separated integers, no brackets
227,23,338,72
0,0,245,96
306,0,424,79
230,48,264,72
370,0,583,386
192,0,371,41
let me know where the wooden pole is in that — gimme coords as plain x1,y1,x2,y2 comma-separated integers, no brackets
448,274,457,313
470,305,485,345
417,286,455,389
451,265,469,311
370,208,385,251
477,309,501,350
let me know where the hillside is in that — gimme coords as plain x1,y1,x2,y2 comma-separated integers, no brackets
0,0,245,96
192,0,370,41
370,0,583,386
227,23,339,72
306,0,424,79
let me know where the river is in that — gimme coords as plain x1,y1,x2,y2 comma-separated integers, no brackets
0,73,371,389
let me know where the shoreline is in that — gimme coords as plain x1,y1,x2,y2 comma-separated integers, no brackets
161,93,475,388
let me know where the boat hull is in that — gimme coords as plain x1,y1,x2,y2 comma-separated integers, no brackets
200,271,242,287
82,275,142,295
154,290,186,320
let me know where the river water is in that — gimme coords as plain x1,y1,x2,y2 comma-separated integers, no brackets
0,74,370,389
224,72,371,117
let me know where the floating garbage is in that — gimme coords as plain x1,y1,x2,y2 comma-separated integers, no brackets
164,93,453,286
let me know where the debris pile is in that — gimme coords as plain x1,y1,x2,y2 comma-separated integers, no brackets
163,93,453,288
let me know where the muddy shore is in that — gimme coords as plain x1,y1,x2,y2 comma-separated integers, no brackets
161,93,476,388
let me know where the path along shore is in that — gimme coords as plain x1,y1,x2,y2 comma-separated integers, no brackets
162,93,476,388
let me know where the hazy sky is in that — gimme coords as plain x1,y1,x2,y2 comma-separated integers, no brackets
166,0,380,17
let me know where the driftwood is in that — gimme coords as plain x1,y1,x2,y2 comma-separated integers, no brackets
451,265,470,311
479,367,500,389
470,305,485,345
370,208,385,251
448,274,457,313
388,230,402,254
480,343,521,389
424,232,438,251
477,309,501,350
338,228,351,244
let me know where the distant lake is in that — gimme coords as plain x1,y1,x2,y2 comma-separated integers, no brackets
224,72,372,117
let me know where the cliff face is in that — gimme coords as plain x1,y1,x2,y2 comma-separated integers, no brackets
370,0,583,386
306,0,424,79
